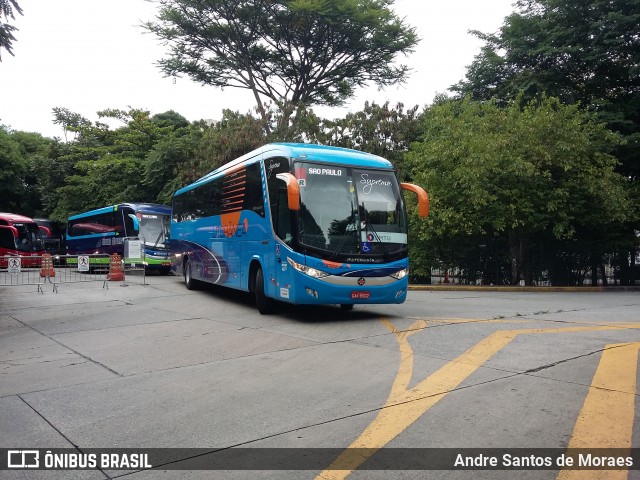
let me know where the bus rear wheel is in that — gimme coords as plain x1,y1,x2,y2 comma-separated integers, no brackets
255,267,274,315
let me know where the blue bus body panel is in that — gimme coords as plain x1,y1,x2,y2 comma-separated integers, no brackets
170,211,269,289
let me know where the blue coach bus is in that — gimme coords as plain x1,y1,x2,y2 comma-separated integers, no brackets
66,203,172,273
170,143,429,313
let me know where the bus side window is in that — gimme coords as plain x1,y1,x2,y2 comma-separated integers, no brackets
244,162,265,217
0,229,15,249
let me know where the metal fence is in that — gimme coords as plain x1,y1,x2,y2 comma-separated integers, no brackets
421,245,639,287
0,252,147,293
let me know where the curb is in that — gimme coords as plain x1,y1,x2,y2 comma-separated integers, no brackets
408,285,640,292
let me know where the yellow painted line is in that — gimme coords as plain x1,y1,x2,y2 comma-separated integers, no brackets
557,342,640,480
315,323,640,480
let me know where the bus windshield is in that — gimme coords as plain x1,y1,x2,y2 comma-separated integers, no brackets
138,213,170,248
295,162,407,259
14,222,45,252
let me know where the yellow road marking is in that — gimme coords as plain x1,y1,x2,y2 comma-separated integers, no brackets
557,342,640,480
315,322,640,480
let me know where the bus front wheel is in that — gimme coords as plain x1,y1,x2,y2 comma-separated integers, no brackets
184,259,199,290
255,268,274,315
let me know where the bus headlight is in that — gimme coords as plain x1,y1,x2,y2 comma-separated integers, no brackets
390,268,408,280
287,258,329,279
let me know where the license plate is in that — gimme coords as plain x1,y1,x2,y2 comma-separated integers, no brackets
351,291,370,299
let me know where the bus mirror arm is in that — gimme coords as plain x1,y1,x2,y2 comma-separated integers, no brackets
400,183,429,218
38,225,51,238
276,173,301,211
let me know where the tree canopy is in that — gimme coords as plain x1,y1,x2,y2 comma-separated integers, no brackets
406,96,633,285
143,0,418,135
453,0,640,179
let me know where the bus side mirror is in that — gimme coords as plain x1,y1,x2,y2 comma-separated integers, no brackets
0,225,19,237
0,225,18,249
128,214,140,235
276,173,301,211
38,225,51,238
400,183,429,218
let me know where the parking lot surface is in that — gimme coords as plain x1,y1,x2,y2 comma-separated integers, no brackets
1,274,639,479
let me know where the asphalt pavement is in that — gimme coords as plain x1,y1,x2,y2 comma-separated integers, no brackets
1,273,639,480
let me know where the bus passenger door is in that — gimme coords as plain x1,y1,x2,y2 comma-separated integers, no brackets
266,157,295,302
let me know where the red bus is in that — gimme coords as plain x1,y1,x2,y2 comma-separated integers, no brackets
0,213,50,267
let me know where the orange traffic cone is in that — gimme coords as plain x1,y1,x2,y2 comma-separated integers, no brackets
107,253,125,281
39,253,55,278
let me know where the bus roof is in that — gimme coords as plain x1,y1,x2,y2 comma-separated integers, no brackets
67,203,171,221
0,212,36,223
177,143,394,196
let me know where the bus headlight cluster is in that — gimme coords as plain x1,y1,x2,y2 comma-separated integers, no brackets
390,268,408,280
287,258,329,279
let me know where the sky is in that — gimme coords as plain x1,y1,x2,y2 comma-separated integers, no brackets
0,0,516,139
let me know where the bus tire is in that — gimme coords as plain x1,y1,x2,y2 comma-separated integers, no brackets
340,304,354,310
184,258,199,290
255,268,274,315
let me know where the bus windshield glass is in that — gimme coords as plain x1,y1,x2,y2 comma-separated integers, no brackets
14,222,44,252
138,213,170,248
295,162,407,259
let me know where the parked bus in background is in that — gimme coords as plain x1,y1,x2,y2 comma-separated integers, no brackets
34,218,66,256
0,213,50,267
170,143,429,313
66,203,172,273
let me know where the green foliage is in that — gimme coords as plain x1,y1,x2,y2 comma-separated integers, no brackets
0,0,22,60
144,123,203,204
322,101,424,179
0,126,26,211
0,127,53,215
143,0,418,135
47,108,188,219
180,110,267,184
406,96,633,284
453,0,640,179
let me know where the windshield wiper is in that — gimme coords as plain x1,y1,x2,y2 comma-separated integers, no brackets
330,201,357,258
361,203,390,261
151,229,164,248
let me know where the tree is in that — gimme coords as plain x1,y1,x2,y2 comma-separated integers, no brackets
453,0,640,180
175,110,267,185
9,130,53,216
406,96,633,285
0,127,53,215
323,101,424,178
0,126,26,211
143,0,418,136
48,108,184,219
0,0,22,60
143,121,203,204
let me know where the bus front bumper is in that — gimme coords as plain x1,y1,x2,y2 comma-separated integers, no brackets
276,273,409,305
